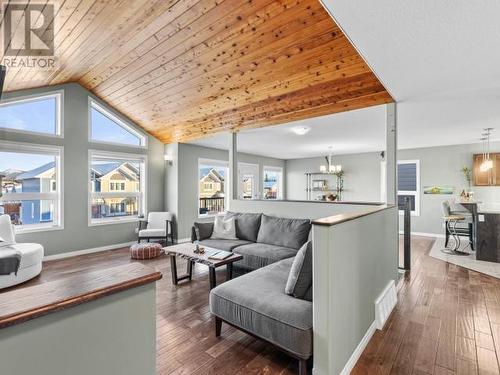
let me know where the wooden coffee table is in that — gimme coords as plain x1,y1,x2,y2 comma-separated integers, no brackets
163,243,243,290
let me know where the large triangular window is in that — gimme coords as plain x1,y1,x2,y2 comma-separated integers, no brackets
90,100,146,147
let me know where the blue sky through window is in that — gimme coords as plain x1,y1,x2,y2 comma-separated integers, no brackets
0,152,54,173
0,97,56,134
91,107,142,146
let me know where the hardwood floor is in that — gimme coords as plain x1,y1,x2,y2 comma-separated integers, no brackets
11,235,500,374
354,236,500,375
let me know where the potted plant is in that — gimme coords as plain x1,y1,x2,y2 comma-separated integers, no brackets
461,166,473,199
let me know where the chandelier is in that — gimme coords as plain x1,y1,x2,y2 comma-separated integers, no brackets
319,147,342,174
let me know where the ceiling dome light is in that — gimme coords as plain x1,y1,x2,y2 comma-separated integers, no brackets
292,126,311,135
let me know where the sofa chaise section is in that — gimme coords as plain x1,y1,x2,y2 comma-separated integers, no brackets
210,257,312,373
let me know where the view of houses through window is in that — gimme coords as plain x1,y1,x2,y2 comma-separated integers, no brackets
263,166,283,200
0,145,62,231
89,152,145,224
199,159,228,216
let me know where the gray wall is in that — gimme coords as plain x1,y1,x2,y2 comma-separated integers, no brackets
1,83,165,256
398,142,500,235
230,199,381,220
285,152,383,202
0,283,156,375
285,142,500,235
165,143,285,239
313,207,399,375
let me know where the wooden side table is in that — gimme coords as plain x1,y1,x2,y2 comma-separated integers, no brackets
164,243,243,290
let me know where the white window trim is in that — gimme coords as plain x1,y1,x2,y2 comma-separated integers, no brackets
0,140,64,234
0,90,64,138
262,165,283,200
198,158,229,218
88,149,147,226
398,159,420,217
88,98,147,148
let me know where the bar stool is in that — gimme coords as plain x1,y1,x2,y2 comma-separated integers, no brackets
441,201,471,255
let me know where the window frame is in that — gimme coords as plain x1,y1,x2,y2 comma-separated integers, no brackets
88,149,147,226
198,158,229,218
88,98,147,148
262,165,283,200
0,90,64,138
0,140,64,234
397,159,420,217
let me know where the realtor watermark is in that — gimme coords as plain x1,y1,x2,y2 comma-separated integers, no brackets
1,1,58,69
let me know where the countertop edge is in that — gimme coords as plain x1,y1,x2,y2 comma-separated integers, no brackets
0,266,162,329
312,204,396,226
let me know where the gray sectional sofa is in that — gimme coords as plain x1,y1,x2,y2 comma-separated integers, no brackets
191,211,311,274
191,212,313,374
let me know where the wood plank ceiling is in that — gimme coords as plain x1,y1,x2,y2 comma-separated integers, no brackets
1,0,393,143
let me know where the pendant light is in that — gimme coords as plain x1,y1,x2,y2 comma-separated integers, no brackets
480,128,494,172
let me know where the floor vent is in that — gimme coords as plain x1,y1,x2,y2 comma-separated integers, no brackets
375,279,397,330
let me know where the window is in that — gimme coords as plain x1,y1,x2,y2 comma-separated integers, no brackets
89,151,146,225
0,141,63,232
0,92,62,136
263,166,283,200
398,160,420,216
89,100,146,147
199,159,228,216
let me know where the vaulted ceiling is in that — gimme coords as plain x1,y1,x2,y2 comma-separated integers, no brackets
1,0,393,143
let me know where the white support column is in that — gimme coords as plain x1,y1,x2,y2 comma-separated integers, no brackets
386,103,397,205
229,132,238,202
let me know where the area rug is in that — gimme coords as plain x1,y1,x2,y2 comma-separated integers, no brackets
428,237,500,279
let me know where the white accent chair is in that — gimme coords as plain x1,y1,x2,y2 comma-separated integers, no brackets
0,214,44,289
138,212,174,246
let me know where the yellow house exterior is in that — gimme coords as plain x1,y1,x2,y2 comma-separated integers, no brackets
91,163,140,218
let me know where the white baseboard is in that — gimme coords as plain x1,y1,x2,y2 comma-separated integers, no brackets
399,230,444,239
44,241,136,261
44,238,192,261
339,321,377,375
375,280,397,330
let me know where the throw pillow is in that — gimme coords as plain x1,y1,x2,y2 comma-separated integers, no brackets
194,222,214,240
210,216,237,240
285,241,312,299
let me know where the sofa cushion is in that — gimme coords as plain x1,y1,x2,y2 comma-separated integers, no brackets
224,212,262,242
200,239,252,252
193,222,214,241
285,241,312,299
211,216,237,240
233,243,297,271
210,258,312,359
138,229,166,237
257,215,311,250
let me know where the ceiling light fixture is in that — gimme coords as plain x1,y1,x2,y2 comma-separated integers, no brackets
480,128,494,172
292,126,311,135
320,146,342,174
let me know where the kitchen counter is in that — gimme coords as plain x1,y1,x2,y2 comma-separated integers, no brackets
460,201,500,263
